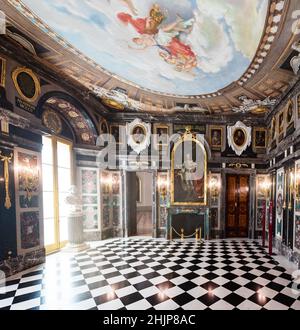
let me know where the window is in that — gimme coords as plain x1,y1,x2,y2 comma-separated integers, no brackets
42,136,73,253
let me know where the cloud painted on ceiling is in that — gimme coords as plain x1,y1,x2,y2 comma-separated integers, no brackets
22,0,268,96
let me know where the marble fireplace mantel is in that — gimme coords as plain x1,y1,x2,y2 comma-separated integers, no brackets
166,206,210,240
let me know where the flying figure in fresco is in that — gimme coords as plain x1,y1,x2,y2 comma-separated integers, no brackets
117,3,197,72
117,4,165,35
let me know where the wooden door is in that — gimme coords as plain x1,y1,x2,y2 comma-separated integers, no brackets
226,175,249,238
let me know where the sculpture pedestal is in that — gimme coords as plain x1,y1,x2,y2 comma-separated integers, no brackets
63,212,89,253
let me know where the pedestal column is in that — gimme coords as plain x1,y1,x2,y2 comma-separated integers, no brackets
63,186,89,253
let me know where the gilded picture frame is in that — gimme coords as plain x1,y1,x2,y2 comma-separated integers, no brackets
12,67,41,103
209,126,223,149
171,134,207,206
254,128,267,149
0,57,6,87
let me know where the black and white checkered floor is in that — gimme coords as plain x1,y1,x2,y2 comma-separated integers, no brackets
1,239,300,310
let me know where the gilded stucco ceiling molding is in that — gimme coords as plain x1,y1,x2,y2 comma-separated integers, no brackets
237,0,285,87
6,0,285,102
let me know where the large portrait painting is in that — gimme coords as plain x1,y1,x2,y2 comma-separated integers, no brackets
21,0,268,96
171,134,207,206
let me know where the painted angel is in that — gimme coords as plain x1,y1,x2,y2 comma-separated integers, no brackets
130,16,197,72
117,4,165,35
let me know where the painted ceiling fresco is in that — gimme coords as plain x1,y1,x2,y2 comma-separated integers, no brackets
22,0,269,96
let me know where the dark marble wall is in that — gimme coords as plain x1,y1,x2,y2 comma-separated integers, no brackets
0,145,17,261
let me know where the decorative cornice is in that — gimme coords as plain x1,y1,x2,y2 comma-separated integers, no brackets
4,0,286,101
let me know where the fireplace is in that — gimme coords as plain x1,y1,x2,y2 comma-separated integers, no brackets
167,207,209,240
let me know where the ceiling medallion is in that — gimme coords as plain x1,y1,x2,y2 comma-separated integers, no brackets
227,121,252,156
126,119,151,154
42,109,62,135
232,95,276,114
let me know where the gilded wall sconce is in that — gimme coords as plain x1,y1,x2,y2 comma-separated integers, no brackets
208,175,221,202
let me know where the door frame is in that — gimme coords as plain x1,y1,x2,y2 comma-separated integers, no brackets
122,169,157,238
225,173,250,238
221,168,256,239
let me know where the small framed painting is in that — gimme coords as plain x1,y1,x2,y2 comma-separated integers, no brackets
99,118,109,135
254,128,267,149
209,126,223,150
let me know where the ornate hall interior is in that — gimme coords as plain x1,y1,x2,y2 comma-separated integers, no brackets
0,0,300,311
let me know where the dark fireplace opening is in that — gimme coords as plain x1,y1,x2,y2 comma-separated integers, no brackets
171,214,205,239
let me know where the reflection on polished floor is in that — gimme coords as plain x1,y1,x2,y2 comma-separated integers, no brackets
0,239,299,310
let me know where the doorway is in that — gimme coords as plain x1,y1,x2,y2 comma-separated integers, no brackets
126,171,153,237
226,174,250,238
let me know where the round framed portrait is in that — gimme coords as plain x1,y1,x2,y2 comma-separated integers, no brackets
42,109,62,135
12,67,41,103
233,128,246,147
131,124,146,145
